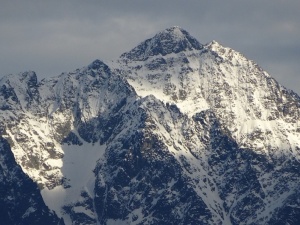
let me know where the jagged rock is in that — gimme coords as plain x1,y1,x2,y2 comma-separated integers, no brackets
0,137,64,225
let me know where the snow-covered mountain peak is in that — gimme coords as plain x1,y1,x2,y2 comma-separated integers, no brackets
19,70,38,84
0,70,37,86
120,26,203,61
87,59,109,71
157,26,193,41
205,40,253,69
2,27,300,225
207,40,221,47
206,40,226,54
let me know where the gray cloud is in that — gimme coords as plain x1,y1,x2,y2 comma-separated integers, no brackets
0,0,299,94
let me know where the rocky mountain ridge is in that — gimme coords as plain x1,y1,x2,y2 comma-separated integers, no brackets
1,26,300,224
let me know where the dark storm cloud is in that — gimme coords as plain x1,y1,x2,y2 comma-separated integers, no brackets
0,0,299,93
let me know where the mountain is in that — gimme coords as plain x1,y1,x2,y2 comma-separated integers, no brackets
1,26,300,224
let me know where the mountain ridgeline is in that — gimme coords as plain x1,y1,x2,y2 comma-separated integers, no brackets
1,26,300,225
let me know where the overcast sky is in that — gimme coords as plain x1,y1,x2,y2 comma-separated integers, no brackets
1,0,299,94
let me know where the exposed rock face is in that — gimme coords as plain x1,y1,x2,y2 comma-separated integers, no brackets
0,26,300,224
0,137,63,225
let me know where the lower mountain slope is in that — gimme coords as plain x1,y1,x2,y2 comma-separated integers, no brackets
0,137,63,225
92,95,300,225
